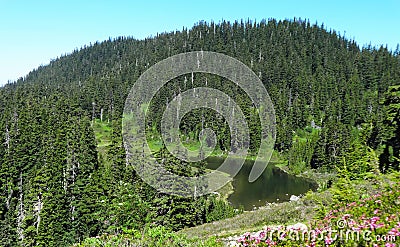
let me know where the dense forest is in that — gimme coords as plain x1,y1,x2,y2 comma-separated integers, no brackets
0,18,399,246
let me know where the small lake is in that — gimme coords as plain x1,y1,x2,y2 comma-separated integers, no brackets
206,156,317,210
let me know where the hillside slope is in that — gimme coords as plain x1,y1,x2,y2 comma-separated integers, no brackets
0,18,399,246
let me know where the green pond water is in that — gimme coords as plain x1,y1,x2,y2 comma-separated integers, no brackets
206,156,317,210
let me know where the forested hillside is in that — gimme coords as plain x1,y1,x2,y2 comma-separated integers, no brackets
0,19,399,246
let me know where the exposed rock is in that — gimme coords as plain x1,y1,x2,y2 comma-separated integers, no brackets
228,240,238,246
290,195,300,201
287,222,308,232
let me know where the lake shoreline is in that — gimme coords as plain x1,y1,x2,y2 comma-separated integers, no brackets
206,154,319,210
274,162,335,191
210,153,332,192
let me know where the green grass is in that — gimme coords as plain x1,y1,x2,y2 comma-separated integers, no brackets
146,138,163,151
93,119,112,148
90,120,334,245
291,126,319,145
180,172,400,247
180,178,328,240
228,173,400,246
74,226,223,247
92,119,113,168
178,192,328,240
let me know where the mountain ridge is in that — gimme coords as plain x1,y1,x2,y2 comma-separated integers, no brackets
0,18,399,246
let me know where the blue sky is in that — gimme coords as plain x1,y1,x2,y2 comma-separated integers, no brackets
1,0,399,86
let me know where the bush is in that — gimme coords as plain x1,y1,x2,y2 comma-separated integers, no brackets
234,176,400,246
75,225,222,247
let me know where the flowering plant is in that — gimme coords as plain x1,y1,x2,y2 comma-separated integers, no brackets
235,184,400,246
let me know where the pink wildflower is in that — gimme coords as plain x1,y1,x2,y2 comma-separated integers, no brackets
325,235,334,245
342,214,352,219
279,231,287,239
373,193,381,198
347,202,357,207
347,219,356,227
258,231,266,239
388,227,400,236
265,239,276,246
237,236,245,243
371,216,380,223
376,223,385,229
